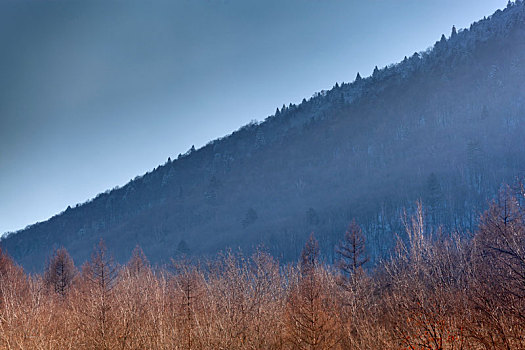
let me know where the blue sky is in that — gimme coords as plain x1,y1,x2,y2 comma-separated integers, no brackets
0,0,508,235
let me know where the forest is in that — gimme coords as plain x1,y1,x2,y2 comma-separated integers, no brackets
1,186,525,349
5,1,525,271
4,3,525,350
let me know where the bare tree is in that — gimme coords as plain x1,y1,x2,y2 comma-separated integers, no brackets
7,187,525,349
300,233,320,275
245,250,284,349
171,258,205,350
468,188,525,349
44,247,77,297
126,245,150,277
0,248,31,348
113,245,157,349
76,239,119,350
284,234,341,349
380,203,469,350
335,219,369,283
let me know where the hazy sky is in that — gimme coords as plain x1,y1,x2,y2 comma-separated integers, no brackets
0,0,507,235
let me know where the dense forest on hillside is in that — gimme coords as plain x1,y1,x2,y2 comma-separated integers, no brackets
4,2,525,271
1,187,525,349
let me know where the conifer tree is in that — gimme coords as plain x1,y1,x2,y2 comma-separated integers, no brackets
300,233,319,275
172,259,204,350
285,233,340,349
335,220,368,280
44,247,76,297
126,245,149,277
78,240,119,350
372,66,379,78
426,173,442,225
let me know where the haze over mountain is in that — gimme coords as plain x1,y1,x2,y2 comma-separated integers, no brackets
0,0,505,236
3,2,525,270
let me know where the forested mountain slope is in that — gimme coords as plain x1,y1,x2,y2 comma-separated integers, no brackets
4,2,525,271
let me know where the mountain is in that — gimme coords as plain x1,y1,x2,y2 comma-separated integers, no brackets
4,2,525,271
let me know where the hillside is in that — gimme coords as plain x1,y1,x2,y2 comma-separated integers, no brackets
3,2,525,271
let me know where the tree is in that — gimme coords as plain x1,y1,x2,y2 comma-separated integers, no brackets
205,175,221,202
114,245,154,349
334,92,345,110
382,203,469,350
255,129,266,149
372,66,380,78
300,233,320,275
426,172,442,225
82,240,118,292
285,234,341,349
171,259,204,350
206,251,253,348
177,239,190,256
0,247,27,308
77,240,119,350
305,208,319,226
451,25,457,38
335,220,369,281
467,140,484,191
468,187,525,348
44,247,76,297
0,248,31,348
242,208,258,228
126,245,149,277
246,250,283,348
480,105,489,120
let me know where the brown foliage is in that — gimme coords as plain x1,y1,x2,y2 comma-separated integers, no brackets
2,191,525,349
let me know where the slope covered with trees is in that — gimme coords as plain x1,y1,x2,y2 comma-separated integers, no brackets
1,187,525,349
4,2,525,270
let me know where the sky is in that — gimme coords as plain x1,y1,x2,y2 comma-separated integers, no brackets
0,0,508,235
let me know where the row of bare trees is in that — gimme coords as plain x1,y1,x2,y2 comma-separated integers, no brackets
1,188,525,349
